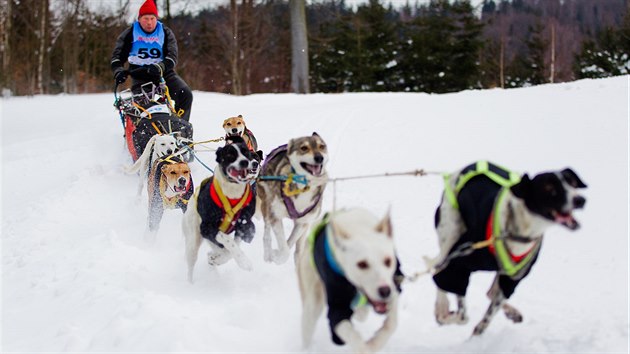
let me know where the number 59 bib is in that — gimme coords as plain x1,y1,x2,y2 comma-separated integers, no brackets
128,21,165,66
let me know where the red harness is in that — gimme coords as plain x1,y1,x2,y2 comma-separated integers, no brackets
485,212,534,263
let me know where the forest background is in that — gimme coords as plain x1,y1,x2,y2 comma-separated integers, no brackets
2,0,629,96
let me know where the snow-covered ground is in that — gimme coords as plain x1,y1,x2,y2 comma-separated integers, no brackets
2,76,628,352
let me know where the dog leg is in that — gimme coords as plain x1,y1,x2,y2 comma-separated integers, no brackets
296,237,325,349
183,213,202,283
299,270,325,348
334,321,370,354
287,222,308,250
485,275,523,323
145,202,164,243
435,289,451,325
270,220,290,264
435,290,469,325
472,290,505,336
216,232,253,271
262,221,273,263
366,296,398,353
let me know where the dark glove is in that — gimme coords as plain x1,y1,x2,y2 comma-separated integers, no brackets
146,62,165,80
114,69,128,85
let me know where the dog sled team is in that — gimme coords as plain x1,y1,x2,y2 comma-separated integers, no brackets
119,107,588,352
111,3,584,348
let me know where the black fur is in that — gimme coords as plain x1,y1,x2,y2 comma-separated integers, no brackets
195,177,256,248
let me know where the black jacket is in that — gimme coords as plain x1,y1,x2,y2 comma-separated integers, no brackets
195,177,256,248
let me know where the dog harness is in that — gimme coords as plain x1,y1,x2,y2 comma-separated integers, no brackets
260,144,322,219
210,176,253,234
443,160,521,210
444,160,539,276
486,188,542,279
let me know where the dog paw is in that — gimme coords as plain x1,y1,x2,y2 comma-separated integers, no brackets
234,256,253,271
502,304,523,323
436,312,464,326
272,249,290,264
472,324,486,336
208,250,231,266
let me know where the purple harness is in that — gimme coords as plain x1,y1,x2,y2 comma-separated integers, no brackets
261,144,322,220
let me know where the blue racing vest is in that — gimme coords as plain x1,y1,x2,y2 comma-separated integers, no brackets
128,21,165,66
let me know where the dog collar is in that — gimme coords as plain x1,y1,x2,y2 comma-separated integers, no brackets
487,188,542,279
315,215,369,310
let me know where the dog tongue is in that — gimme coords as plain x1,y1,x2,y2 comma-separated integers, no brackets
308,164,322,176
555,212,579,230
371,301,388,314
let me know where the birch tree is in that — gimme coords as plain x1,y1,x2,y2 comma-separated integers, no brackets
290,0,309,93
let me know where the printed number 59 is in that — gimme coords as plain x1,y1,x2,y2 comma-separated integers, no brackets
138,48,161,59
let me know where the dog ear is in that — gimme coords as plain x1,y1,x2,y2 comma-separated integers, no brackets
256,150,264,161
312,132,320,138
215,146,225,164
238,114,243,118
510,174,530,199
561,168,587,188
376,208,393,238
287,138,295,153
330,220,350,240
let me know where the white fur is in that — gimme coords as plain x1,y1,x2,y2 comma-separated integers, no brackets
296,208,399,353
125,134,177,198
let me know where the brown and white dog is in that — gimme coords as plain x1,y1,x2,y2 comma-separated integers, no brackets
223,115,258,152
257,133,329,264
183,137,263,282
429,161,587,336
145,155,193,241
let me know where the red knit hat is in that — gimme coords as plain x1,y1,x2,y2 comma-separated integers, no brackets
138,0,158,18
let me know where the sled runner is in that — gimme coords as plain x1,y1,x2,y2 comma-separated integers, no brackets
114,81,193,161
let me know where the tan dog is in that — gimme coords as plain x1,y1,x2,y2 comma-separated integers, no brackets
223,115,258,151
145,155,194,241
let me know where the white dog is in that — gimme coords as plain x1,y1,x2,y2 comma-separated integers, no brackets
126,134,178,197
296,208,403,353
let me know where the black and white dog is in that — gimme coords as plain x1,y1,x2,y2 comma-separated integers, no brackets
429,161,587,336
182,137,263,282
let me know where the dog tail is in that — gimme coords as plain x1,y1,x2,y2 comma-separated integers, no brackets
124,135,157,174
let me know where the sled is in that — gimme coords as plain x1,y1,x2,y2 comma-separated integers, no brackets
114,81,193,161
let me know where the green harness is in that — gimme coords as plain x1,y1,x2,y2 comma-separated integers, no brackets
443,160,521,210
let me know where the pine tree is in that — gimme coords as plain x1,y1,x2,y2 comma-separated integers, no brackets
353,0,399,92
574,14,630,78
